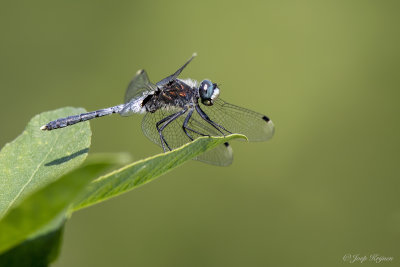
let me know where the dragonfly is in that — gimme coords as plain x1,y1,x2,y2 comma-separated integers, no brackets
41,54,274,166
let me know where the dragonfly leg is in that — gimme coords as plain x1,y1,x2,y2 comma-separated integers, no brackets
194,104,232,136
156,113,176,152
182,108,208,141
156,109,187,152
156,114,175,152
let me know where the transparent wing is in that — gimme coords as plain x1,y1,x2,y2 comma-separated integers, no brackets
120,70,157,117
141,107,233,166
156,53,196,87
196,142,233,166
124,69,157,103
141,98,273,165
200,98,275,142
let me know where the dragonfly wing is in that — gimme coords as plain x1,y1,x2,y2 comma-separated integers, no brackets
156,53,196,87
124,69,156,103
120,70,157,116
195,142,233,166
199,98,275,142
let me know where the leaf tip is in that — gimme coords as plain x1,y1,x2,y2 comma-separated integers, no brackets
227,133,248,141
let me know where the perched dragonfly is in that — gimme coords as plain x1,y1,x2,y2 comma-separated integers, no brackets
41,54,274,165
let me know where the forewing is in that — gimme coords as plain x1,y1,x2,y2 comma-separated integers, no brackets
200,98,275,142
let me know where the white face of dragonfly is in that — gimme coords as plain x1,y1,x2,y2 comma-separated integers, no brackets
198,79,220,106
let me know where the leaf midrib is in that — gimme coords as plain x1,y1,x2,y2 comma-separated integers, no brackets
1,132,61,217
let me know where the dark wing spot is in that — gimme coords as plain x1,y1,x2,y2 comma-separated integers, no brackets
224,142,230,147
262,115,270,122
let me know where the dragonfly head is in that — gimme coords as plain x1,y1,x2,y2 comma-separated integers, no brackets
198,79,219,106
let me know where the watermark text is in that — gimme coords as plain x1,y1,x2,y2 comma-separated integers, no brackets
343,254,394,264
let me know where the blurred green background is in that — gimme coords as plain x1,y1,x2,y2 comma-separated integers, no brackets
1,0,399,266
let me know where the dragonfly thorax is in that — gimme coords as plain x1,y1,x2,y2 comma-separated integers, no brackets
142,79,197,113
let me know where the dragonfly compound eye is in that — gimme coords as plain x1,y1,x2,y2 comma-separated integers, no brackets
199,79,219,106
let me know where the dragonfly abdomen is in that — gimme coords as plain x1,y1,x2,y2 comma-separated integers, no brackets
40,104,124,131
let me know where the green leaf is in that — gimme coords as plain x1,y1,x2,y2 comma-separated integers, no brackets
0,106,243,261
0,156,124,254
73,134,245,211
0,107,91,218
0,222,65,267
